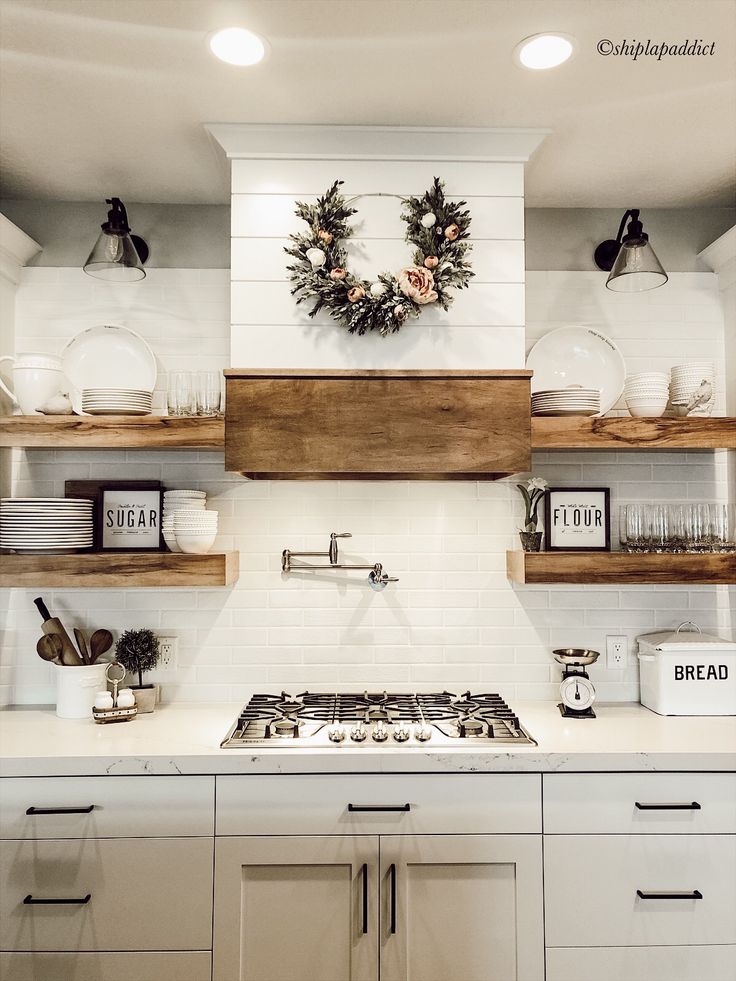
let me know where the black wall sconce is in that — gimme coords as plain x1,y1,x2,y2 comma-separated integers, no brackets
83,198,149,282
594,209,668,292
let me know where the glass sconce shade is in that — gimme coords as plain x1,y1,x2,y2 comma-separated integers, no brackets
83,229,146,281
606,236,668,292
594,208,668,293
83,197,148,282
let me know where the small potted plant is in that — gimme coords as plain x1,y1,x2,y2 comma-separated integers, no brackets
114,628,161,713
516,476,548,552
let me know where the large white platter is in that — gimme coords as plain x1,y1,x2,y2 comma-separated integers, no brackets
62,324,157,395
526,326,626,415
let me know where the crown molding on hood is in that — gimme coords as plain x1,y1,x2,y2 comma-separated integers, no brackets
205,124,549,162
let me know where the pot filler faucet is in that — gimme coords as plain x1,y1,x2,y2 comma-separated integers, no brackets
281,532,399,590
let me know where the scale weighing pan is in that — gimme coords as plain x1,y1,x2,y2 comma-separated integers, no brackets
553,648,600,666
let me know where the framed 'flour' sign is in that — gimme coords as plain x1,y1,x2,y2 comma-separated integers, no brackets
100,483,163,551
544,487,611,552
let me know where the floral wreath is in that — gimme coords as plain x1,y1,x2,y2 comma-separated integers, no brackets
285,178,473,336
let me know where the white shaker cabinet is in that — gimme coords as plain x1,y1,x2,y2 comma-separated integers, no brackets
379,834,544,981
213,833,543,981
213,835,380,981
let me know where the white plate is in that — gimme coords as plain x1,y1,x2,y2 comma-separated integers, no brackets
62,325,157,407
84,407,152,416
532,408,600,417
526,326,626,415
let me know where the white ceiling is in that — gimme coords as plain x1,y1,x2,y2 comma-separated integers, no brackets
1,0,734,207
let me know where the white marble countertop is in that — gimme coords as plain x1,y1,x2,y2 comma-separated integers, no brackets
1,701,735,776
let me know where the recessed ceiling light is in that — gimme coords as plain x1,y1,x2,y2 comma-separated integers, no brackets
209,27,267,66
514,33,575,70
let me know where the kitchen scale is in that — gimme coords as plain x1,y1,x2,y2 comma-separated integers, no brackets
553,648,599,719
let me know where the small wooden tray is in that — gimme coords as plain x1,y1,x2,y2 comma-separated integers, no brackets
92,705,137,725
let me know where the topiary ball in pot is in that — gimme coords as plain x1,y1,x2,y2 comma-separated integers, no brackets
114,628,161,713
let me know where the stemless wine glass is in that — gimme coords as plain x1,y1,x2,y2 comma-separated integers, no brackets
167,371,194,416
685,503,712,552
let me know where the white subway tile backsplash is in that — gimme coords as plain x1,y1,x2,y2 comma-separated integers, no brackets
2,267,731,705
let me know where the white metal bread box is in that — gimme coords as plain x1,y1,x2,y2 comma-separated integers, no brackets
637,621,736,716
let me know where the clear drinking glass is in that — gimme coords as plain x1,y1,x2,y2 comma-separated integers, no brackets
666,504,686,552
685,503,712,552
625,504,651,552
649,504,669,553
195,370,222,417
167,371,194,416
618,505,629,551
711,503,736,553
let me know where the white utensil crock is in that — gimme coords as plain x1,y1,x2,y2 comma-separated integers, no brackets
55,662,107,719
0,353,63,415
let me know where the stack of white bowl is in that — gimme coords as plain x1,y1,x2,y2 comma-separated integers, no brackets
670,362,715,413
162,490,218,554
623,372,670,417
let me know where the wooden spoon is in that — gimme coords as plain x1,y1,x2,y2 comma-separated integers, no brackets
89,629,114,664
36,634,63,665
74,628,90,665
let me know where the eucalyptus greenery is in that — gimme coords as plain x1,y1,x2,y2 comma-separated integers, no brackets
114,628,160,688
285,178,473,336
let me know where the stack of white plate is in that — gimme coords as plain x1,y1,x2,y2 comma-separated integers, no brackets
670,363,715,407
162,490,209,553
82,388,153,415
531,387,601,417
623,372,670,417
0,498,94,553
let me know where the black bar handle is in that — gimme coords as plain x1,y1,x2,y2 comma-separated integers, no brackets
361,863,368,935
348,803,410,813
26,805,95,816
636,890,703,900
24,894,91,906
389,863,397,935
33,597,51,622
635,801,701,811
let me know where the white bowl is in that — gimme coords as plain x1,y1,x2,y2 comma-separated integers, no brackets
163,531,182,553
626,404,668,417
176,532,217,554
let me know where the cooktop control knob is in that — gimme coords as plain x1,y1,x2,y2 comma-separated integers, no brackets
328,726,346,743
393,726,410,742
350,725,367,742
414,725,432,742
372,721,389,742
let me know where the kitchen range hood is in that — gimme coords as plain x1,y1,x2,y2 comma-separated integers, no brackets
224,369,532,479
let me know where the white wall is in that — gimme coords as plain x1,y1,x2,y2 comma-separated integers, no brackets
1,266,732,707
227,143,528,369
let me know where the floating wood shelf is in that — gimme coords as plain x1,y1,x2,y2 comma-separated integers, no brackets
0,551,239,588
507,550,736,585
531,416,736,451
0,415,225,449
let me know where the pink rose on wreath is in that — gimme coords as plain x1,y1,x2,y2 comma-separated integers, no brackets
397,266,438,305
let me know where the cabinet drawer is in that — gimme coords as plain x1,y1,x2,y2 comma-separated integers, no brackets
545,834,736,947
0,777,214,839
0,951,211,981
216,774,541,835
0,837,213,951
543,773,736,834
547,945,736,981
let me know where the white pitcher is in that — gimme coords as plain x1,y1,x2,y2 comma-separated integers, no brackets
0,353,63,415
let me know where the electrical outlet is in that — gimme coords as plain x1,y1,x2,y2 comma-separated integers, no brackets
606,634,627,669
157,636,178,671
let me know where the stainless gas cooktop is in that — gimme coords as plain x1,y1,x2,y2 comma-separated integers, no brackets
221,691,536,748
